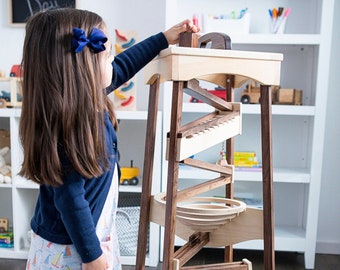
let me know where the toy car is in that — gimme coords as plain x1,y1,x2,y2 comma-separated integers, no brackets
240,83,261,104
9,65,22,77
240,82,302,105
120,161,139,185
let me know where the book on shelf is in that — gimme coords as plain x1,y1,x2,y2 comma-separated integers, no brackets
234,151,257,157
235,197,263,209
233,151,261,170
0,231,13,248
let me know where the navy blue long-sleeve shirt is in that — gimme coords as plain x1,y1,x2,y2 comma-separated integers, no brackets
30,32,168,263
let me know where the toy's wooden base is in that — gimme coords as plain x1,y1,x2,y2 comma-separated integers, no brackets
176,259,252,270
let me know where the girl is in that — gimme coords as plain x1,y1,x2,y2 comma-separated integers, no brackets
20,8,199,270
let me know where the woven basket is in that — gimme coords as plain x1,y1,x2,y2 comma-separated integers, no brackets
116,206,149,256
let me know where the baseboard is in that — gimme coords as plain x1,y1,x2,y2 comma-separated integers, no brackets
316,241,340,255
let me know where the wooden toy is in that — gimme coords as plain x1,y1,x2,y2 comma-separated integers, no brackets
241,81,302,105
240,82,278,104
275,88,302,105
9,65,22,77
120,160,139,185
0,218,9,233
0,77,22,108
136,32,282,270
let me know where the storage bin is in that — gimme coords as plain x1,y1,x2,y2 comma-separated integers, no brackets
117,192,149,256
203,13,250,36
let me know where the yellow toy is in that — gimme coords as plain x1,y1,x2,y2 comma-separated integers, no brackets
120,160,139,185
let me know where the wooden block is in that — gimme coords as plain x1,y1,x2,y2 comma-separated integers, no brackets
294,89,303,105
277,88,295,103
276,88,302,105
0,218,9,232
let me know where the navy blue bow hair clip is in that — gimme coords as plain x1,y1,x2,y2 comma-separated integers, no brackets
71,27,108,53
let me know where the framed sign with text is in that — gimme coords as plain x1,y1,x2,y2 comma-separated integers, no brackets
9,0,76,26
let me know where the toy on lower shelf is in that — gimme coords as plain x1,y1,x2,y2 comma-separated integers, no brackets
0,218,13,248
120,160,139,186
240,81,302,105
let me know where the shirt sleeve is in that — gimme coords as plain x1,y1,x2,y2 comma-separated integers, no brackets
107,32,169,93
53,171,102,263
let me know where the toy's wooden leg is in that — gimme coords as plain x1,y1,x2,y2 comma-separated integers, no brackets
260,85,275,270
224,74,235,263
162,81,184,270
136,75,160,269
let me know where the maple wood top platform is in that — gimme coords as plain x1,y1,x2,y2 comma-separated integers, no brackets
144,46,283,87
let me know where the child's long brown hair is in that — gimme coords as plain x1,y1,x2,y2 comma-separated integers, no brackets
19,8,117,186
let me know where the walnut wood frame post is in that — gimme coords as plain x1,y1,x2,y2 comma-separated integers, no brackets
136,76,160,269
162,81,185,270
260,85,275,270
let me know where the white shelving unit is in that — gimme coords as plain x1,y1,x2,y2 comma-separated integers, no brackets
0,1,335,268
161,0,334,269
0,106,162,267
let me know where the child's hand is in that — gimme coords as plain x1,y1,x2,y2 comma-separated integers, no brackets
163,19,201,45
82,253,108,270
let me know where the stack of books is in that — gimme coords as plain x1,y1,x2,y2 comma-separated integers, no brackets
0,230,13,248
234,151,261,171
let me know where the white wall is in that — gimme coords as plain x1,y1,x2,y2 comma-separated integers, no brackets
316,0,340,254
0,0,339,255
0,1,25,75
0,0,165,110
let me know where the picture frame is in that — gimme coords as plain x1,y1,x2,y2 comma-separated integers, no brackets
9,0,76,27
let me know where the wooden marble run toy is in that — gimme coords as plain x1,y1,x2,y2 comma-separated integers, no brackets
136,32,282,270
